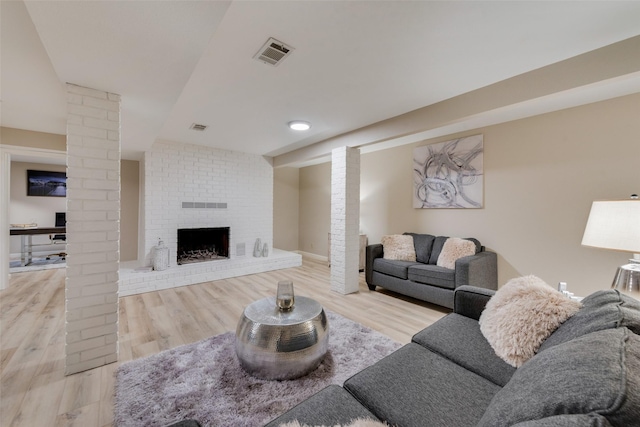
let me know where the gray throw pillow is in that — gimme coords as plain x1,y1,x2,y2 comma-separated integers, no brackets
428,236,449,265
477,328,640,427
403,233,435,264
539,289,640,353
464,237,482,254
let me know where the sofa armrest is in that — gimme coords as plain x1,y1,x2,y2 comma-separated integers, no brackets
365,244,383,285
454,286,495,320
454,250,498,290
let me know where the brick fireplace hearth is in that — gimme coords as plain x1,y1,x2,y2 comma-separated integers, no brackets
119,139,301,296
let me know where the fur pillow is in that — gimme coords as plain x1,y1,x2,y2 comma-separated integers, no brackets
479,275,582,367
436,237,476,269
279,418,388,427
381,234,416,261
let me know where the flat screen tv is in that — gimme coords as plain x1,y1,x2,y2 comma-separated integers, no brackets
27,170,67,197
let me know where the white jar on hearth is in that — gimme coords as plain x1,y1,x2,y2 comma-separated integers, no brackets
153,239,170,271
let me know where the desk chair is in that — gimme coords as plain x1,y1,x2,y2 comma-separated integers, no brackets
47,212,66,260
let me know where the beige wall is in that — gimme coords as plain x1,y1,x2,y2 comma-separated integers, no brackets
120,160,139,262
3,127,140,262
273,167,300,251
298,93,640,297
298,162,332,257
1,127,66,151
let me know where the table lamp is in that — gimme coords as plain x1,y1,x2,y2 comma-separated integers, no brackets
581,195,640,295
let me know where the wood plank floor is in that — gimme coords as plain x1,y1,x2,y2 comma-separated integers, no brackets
1,256,449,427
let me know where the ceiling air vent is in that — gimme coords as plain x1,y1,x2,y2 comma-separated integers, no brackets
254,37,294,67
190,123,208,131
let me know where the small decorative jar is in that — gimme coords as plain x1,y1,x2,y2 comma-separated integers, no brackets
153,239,170,271
254,238,262,257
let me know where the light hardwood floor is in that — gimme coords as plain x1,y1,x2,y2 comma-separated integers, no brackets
1,256,449,427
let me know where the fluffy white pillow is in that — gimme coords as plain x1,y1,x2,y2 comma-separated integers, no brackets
381,234,416,262
436,237,476,269
479,275,582,367
279,418,388,427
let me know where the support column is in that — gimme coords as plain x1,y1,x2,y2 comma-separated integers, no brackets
330,146,360,294
0,150,10,290
65,84,121,375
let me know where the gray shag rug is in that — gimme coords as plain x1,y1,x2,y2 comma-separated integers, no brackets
114,310,402,427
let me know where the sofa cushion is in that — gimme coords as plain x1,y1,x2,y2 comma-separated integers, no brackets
436,237,477,269
512,414,613,426
479,275,581,367
344,343,501,427
412,313,515,386
263,385,379,427
539,289,640,353
403,233,435,263
428,236,449,265
381,234,416,261
372,258,418,280
407,264,455,289
477,328,640,427
280,419,387,427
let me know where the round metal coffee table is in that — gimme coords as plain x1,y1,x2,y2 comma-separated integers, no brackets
235,296,329,380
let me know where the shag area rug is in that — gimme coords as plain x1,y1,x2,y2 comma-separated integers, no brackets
114,311,402,427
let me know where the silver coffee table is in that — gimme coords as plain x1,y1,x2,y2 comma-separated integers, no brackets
235,296,329,380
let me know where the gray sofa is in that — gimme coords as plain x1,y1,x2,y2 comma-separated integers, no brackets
265,286,640,427
366,233,498,309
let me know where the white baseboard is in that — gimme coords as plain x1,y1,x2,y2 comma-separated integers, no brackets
296,250,328,263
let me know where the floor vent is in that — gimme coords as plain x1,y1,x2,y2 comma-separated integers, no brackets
236,243,246,257
182,202,227,209
254,37,294,67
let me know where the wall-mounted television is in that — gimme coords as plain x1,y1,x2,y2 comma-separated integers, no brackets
27,170,67,197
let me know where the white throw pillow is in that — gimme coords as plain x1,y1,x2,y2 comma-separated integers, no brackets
381,235,416,262
479,275,582,367
436,237,476,269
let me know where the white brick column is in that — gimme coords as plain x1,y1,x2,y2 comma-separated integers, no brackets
65,84,120,375
330,146,360,294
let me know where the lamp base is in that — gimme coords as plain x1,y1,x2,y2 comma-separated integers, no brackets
612,263,640,295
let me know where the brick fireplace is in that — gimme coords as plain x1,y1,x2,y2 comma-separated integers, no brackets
177,227,229,265
119,139,301,296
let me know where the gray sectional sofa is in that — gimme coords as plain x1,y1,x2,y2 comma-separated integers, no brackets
366,233,498,309
265,286,640,427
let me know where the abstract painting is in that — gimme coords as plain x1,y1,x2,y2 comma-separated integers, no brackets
413,135,483,208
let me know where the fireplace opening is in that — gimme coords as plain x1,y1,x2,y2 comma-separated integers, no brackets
177,227,229,265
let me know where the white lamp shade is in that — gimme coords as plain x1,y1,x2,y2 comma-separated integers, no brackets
581,200,640,253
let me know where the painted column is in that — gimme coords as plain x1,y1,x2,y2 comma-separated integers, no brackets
65,84,121,374
0,150,10,290
330,146,360,294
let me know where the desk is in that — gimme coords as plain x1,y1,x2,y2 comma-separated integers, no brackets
10,227,66,266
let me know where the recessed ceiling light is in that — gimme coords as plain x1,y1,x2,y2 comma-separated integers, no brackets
288,121,311,131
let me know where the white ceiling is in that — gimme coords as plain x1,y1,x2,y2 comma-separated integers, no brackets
2,1,640,163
